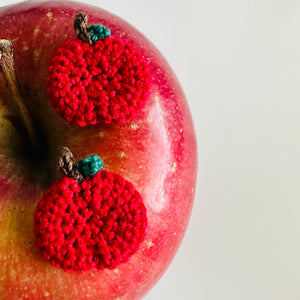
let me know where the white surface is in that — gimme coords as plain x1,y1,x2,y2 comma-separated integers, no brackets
1,0,300,299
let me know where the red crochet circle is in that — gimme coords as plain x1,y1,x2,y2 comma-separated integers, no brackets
34,171,147,272
47,38,150,127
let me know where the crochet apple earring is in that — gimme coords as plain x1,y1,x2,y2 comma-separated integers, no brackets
34,147,147,272
47,12,151,127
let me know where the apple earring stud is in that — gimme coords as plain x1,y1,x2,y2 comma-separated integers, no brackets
34,147,147,272
47,12,151,127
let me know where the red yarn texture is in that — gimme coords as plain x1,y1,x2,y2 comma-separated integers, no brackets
34,170,147,272
47,38,150,127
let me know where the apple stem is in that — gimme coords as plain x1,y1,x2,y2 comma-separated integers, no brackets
0,39,39,150
58,146,103,182
58,146,84,182
74,12,93,45
74,12,110,45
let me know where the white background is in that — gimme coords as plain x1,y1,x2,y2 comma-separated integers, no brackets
1,0,300,299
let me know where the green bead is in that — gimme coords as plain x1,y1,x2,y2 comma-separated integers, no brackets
78,155,103,178
87,24,111,41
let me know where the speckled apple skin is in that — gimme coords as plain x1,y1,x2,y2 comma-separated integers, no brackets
0,1,197,299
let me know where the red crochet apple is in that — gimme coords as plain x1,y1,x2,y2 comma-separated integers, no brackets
34,147,147,272
47,12,150,127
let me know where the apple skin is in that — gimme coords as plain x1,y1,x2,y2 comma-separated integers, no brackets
0,1,197,299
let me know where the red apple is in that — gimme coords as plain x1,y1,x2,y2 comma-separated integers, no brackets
0,1,197,299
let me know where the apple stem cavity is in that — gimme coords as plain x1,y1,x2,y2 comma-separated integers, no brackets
0,39,39,150
74,12,110,45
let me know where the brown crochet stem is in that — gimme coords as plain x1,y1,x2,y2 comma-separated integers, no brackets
58,146,83,182
0,39,39,150
74,12,93,45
